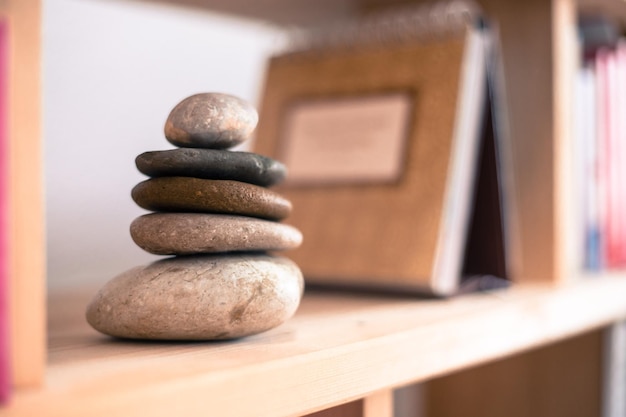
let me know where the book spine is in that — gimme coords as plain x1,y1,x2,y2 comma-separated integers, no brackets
604,48,622,269
594,49,610,270
578,66,600,271
616,42,626,268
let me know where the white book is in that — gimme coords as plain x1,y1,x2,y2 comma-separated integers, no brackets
577,65,599,270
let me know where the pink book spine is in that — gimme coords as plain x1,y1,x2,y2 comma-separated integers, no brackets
604,48,622,268
0,18,10,405
616,42,626,268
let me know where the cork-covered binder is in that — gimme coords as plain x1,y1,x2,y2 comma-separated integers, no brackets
254,1,511,296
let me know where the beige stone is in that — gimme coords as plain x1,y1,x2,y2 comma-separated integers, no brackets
85,254,304,340
130,213,302,255
164,93,258,149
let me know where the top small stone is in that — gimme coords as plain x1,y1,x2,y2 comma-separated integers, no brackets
164,93,258,149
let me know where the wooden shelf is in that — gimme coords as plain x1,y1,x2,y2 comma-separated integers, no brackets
130,0,626,27
6,276,626,416
3,0,626,415
129,0,359,26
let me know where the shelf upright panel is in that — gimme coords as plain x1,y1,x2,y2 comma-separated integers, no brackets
5,0,45,388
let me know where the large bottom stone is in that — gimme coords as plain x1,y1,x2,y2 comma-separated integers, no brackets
86,254,304,340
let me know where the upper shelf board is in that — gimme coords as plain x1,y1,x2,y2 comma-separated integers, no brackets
126,0,626,27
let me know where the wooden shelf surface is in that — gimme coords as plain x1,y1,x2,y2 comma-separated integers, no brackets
6,276,626,416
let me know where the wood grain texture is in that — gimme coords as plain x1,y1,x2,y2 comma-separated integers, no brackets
2,0,45,388
427,329,602,417
5,277,626,416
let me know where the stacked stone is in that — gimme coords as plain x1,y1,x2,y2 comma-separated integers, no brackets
86,93,304,341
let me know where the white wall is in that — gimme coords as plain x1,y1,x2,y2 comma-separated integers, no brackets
43,0,286,290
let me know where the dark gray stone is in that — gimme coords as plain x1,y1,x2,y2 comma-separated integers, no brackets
130,213,302,255
131,177,292,221
135,149,286,187
164,93,258,149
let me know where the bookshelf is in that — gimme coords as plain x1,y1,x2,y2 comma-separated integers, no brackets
2,0,45,389
3,0,626,416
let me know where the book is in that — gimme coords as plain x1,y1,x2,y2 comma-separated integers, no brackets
579,43,626,272
576,65,600,271
612,39,626,269
254,1,512,296
602,47,623,269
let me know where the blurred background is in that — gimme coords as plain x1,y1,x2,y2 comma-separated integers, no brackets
43,0,287,290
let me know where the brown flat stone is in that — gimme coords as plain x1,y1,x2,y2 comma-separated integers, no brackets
131,177,292,221
130,213,302,255
164,93,258,149
85,254,304,340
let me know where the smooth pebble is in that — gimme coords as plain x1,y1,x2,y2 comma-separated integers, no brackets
131,177,292,221
135,149,286,187
86,254,304,340
130,213,302,255
164,93,258,149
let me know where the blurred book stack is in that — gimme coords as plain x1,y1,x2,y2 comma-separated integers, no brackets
576,14,626,272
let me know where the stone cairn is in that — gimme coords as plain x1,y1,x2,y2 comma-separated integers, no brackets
86,93,304,340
